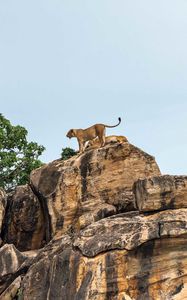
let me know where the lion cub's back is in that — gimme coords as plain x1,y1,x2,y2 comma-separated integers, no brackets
87,135,128,149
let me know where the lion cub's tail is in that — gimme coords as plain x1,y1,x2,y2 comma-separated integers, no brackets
104,117,121,128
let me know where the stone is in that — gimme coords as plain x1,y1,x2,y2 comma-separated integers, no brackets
0,276,21,300
0,244,36,295
0,189,7,245
19,208,187,299
21,235,72,300
2,140,187,299
0,244,27,278
2,185,45,251
134,175,187,212
30,141,161,239
74,208,187,257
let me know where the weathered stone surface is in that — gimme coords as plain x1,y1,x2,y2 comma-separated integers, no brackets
21,230,187,300
30,234,72,263
30,141,160,238
0,244,27,278
134,175,187,212
74,209,187,257
0,276,21,300
2,140,187,299
0,244,36,295
2,185,45,251
0,189,6,245
21,235,72,300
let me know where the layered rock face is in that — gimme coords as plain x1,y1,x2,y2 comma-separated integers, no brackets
0,138,187,300
134,175,187,211
30,142,160,239
2,185,45,251
0,189,6,246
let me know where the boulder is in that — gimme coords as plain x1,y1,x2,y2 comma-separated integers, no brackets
30,142,161,239
74,208,187,256
2,185,45,251
2,140,187,299
0,244,27,278
134,175,187,212
0,276,21,300
0,244,36,295
0,189,7,245
21,208,187,300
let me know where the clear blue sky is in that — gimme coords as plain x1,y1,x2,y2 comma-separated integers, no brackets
1,1,187,175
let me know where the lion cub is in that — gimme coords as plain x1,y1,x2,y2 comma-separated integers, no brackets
86,135,128,150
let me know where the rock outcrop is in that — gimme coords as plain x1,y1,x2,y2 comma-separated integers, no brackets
134,175,187,212
0,244,37,296
0,138,187,299
2,185,45,251
0,189,6,246
30,142,160,239
21,234,187,300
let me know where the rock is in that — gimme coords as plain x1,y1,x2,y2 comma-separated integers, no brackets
78,203,116,229
0,244,35,295
20,208,187,299
22,247,75,300
30,234,72,263
0,276,21,300
2,185,45,251
0,244,27,278
74,208,187,257
0,189,7,245
21,235,72,300
30,142,160,238
134,175,187,212
2,140,187,299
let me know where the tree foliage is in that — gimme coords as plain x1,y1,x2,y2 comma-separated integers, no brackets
61,147,77,160
0,114,45,191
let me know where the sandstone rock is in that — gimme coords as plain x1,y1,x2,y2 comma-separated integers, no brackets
19,208,187,300
2,140,187,299
0,244,27,278
31,234,72,263
21,235,72,300
2,185,45,251
30,142,160,239
134,175,187,212
74,208,187,257
0,189,7,245
0,244,35,295
0,276,21,300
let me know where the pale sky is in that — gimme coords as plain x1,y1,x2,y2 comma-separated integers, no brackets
1,1,187,175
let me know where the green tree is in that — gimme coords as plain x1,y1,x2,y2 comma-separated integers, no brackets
0,114,45,191
61,147,77,160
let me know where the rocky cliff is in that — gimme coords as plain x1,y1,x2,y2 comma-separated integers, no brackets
0,138,187,299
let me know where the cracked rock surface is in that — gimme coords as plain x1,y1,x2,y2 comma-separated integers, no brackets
0,139,187,299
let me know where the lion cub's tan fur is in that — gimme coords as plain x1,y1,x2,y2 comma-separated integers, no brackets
86,135,128,150
66,118,121,153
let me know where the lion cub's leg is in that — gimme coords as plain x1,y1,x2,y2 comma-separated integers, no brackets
101,135,105,147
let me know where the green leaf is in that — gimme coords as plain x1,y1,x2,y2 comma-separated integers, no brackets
61,147,77,160
0,114,45,191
